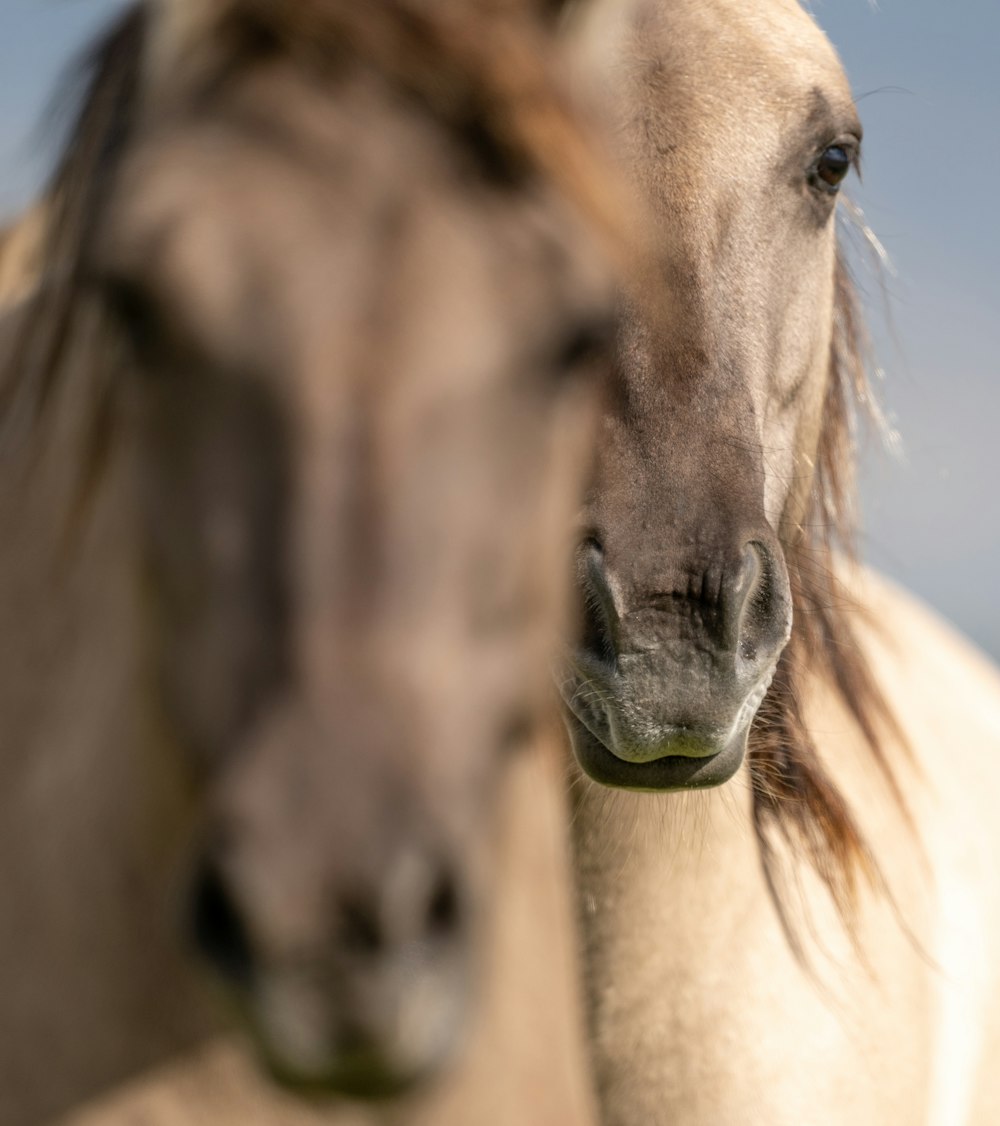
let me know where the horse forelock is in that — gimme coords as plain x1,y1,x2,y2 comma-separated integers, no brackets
194,0,629,258
747,251,911,946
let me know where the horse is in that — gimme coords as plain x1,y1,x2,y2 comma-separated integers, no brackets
559,1,1000,1122
0,1,619,1121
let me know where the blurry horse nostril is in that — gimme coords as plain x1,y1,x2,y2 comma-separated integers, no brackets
340,897,385,956
338,861,465,959
191,861,254,987
426,871,461,940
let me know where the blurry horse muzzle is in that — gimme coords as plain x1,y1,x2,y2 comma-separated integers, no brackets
190,843,472,1098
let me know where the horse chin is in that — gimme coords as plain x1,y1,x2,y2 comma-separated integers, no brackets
240,963,466,1102
258,1045,441,1102
566,711,749,791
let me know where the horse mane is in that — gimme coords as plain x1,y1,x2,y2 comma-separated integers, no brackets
0,0,625,443
748,252,910,946
162,0,624,234
0,6,145,444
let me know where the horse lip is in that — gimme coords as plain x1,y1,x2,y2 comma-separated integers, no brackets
611,726,729,762
560,659,780,791
249,980,462,1101
561,671,731,766
560,653,776,758
556,654,617,748
261,1044,433,1101
565,711,749,792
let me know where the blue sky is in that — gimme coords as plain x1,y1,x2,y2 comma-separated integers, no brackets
812,0,1000,657
2,0,998,656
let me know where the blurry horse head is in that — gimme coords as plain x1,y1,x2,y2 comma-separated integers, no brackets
562,0,875,793
7,0,616,1097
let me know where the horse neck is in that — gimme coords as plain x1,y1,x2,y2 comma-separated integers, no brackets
569,754,765,950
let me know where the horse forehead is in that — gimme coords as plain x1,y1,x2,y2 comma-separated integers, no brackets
106,115,482,356
588,0,852,124
675,0,851,102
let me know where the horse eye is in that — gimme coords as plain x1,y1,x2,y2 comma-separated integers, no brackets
812,145,853,193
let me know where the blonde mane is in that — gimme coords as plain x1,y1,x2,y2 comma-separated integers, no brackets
749,253,909,941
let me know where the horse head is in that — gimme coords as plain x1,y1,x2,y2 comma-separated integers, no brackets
15,0,615,1097
563,0,861,790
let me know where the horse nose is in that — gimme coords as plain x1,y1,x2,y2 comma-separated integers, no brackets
336,852,465,961
577,535,789,668
190,849,466,983
189,845,469,1095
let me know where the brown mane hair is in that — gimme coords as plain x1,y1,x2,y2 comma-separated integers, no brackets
0,0,625,441
0,6,145,443
748,251,910,946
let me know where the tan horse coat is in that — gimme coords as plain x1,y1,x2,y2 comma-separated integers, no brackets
572,568,1000,1124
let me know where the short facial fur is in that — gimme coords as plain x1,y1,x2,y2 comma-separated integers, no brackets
563,0,863,789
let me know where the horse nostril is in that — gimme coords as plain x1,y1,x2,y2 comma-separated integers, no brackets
337,860,466,961
577,536,619,668
729,539,790,661
339,896,385,956
736,543,763,601
425,870,462,941
580,534,604,560
191,860,254,988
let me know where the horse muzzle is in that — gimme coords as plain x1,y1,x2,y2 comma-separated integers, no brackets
561,535,790,791
189,835,474,1098
561,652,777,790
